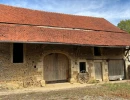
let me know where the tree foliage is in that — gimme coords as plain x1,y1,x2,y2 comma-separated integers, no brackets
117,19,130,33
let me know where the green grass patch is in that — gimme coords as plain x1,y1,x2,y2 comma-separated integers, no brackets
102,82,130,92
85,82,130,99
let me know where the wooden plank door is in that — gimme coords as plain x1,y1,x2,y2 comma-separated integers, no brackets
108,60,124,80
44,53,69,82
94,62,102,81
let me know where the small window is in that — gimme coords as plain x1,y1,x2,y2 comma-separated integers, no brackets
79,62,86,73
94,47,101,56
13,43,23,63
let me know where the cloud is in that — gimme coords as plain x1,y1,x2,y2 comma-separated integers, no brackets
74,0,130,25
1,0,130,25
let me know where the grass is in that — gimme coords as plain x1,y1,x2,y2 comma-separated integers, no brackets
85,82,130,99
102,82,130,98
103,82,130,91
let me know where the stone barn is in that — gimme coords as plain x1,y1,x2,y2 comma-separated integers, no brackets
0,4,130,87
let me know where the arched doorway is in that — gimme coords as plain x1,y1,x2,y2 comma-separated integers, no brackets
44,53,69,83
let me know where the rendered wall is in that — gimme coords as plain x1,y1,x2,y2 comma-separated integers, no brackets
0,43,125,88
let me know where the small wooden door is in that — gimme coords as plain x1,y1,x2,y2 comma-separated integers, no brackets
94,62,102,81
44,53,69,82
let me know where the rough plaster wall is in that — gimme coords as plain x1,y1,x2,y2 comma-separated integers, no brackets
0,43,11,81
42,45,125,82
24,44,43,87
102,60,109,81
0,43,125,87
0,43,43,88
77,46,93,59
102,48,124,59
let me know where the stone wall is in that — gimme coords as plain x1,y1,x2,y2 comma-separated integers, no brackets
0,43,125,88
0,43,43,88
42,45,124,83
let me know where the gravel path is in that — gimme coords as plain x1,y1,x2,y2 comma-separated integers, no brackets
82,95,128,100
0,85,129,100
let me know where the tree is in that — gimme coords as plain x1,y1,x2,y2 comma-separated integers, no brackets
117,19,130,33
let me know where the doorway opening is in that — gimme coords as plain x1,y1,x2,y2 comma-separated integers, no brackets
108,60,125,81
44,53,69,83
94,62,103,81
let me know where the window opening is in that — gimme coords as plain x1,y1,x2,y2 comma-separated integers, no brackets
94,47,101,56
79,62,86,73
13,43,23,63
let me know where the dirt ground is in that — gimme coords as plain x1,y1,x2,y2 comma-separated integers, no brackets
0,82,130,100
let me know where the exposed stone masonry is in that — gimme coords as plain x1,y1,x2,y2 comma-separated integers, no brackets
0,43,125,88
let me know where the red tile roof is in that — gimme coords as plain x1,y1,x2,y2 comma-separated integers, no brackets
0,4,124,33
0,4,130,46
0,23,130,46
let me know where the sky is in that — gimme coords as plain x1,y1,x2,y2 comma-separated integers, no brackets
0,0,130,26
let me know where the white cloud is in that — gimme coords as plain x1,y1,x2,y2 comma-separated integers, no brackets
74,0,130,25
1,0,130,25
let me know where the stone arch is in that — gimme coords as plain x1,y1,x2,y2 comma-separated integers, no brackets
42,50,72,83
42,50,72,60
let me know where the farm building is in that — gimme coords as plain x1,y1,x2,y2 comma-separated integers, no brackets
0,4,130,87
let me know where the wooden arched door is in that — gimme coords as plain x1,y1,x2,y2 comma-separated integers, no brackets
44,53,69,83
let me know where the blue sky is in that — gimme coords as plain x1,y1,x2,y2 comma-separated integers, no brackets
0,0,130,25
